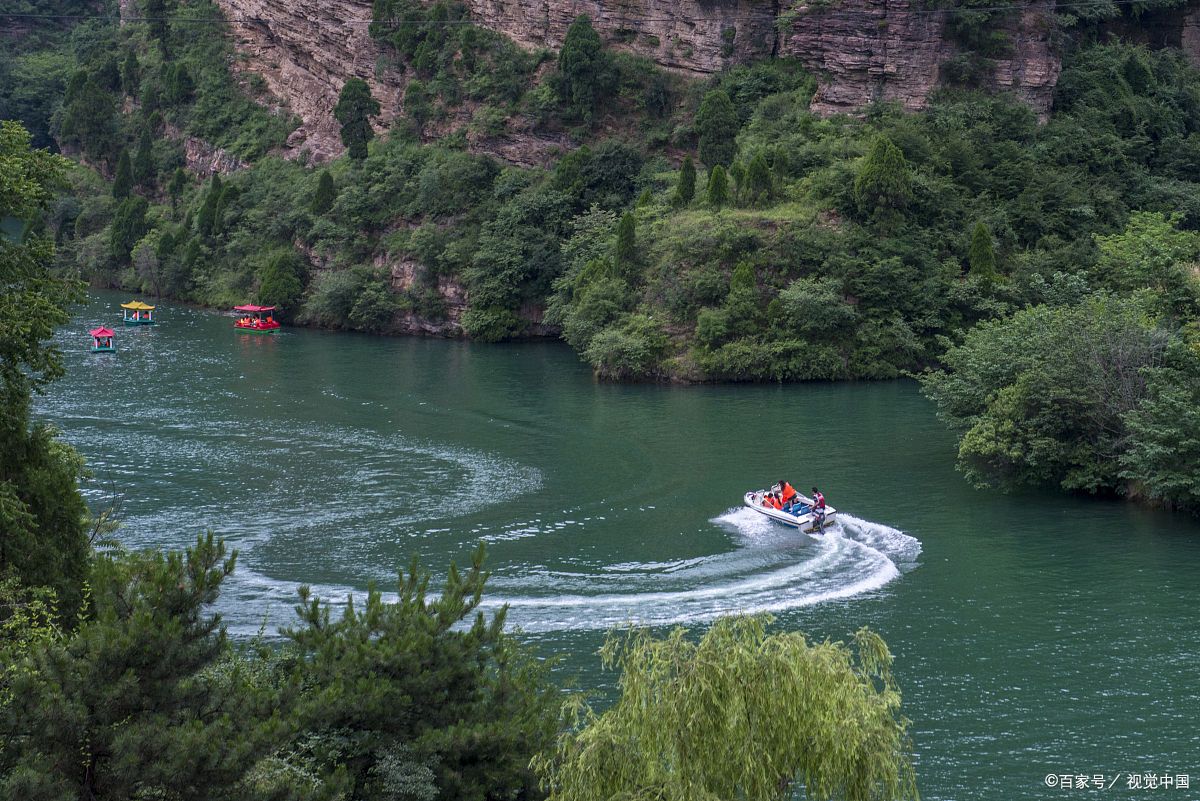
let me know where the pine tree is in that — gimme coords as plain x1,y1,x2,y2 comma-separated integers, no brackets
0,536,284,800
745,152,773,207
58,77,119,163
257,248,306,320
334,78,381,161
196,174,222,237
282,546,560,800
967,221,997,284
696,90,738,168
706,165,729,209
163,63,193,105
853,135,912,222
133,127,155,187
120,50,140,96
615,211,637,281
145,0,170,54
673,155,696,207
168,167,187,213
109,196,149,263
310,170,336,214
112,149,133,199
555,15,615,122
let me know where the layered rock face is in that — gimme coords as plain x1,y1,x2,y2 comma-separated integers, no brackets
213,0,1071,163
212,0,401,162
779,0,1059,118
465,0,779,74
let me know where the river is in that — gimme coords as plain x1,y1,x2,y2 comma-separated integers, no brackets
37,291,1200,799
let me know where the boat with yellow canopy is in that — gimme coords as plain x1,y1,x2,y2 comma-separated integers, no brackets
121,300,156,325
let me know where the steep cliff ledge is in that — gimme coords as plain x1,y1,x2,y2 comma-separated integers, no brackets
212,0,402,161
779,0,1059,119
210,0,1194,160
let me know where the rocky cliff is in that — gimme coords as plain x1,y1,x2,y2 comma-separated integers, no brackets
211,0,1199,160
779,0,1059,117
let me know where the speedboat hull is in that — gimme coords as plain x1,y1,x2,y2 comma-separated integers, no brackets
744,490,836,534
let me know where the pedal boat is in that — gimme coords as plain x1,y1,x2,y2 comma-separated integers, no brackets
744,490,836,534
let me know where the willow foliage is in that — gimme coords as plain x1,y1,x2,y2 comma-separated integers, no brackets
533,616,917,801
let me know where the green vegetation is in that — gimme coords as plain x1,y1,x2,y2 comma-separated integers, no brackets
334,78,380,161
0,121,90,619
921,212,1200,507
555,15,617,121
534,617,917,801
9,0,1200,509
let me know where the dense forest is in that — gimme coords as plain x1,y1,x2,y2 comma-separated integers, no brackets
2,0,1199,509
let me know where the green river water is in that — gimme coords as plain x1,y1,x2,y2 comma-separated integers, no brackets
38,291,1200,799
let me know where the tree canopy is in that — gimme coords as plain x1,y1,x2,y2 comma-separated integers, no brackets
334,77,381,161
533,616,917,801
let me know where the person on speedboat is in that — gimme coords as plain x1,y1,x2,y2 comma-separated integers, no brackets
778,479,802,514
762,491,783,510
811,486,827,531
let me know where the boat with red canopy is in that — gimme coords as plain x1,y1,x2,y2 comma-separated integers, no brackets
233,305,281,334
89,326,115,353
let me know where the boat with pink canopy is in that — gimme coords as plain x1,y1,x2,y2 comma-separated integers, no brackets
233,304,281,333
89,326,115,353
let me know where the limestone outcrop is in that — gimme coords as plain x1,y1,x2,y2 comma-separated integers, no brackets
779,0,1060,119
209,0,1194,158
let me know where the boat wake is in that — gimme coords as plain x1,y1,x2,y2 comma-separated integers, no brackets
474,507,921,633
218,506,921,636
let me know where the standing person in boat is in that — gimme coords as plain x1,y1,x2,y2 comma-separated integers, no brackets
811,486,827,531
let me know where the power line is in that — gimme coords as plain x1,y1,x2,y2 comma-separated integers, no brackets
0,0,1183,27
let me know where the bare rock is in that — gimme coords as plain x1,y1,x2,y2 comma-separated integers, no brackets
780,0,1059,119
165,123,249,175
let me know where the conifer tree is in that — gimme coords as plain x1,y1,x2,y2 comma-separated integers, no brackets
168,167,187,213
58,76,119,163
109,196,148,263
615,211,637,282
145,0,170,54
706,164,729,209
853,135,912,222
133,127,155,187
281,545,560,800
555,15,615,121
334,78,380,161
196,174,222,237
257,248,305,320
310,169,336,214
696,90,738,168
120,50,140,96
673,155,696,207
745,152,773,206
111,149,132,199
967,221,997,284
0,536,285,800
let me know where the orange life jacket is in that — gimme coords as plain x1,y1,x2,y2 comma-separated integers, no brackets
780,482,797,504
764,494,782,510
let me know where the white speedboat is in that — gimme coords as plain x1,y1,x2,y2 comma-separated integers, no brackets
743,489,836,534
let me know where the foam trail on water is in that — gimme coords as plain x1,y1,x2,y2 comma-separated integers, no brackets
477,507,921,633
